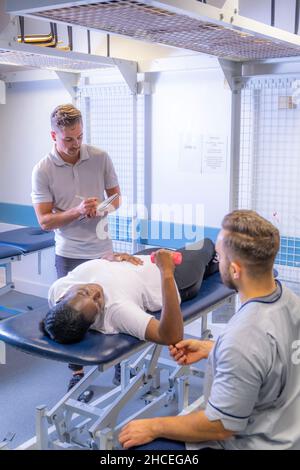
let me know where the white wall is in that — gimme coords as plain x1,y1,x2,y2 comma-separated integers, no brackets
0,76,69,204
0,77,70,296
210,0,298,34
151,67,231,229
240,0,297,32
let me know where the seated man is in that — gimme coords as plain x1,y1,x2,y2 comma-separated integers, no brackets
41,238,216,346
119,210,300,451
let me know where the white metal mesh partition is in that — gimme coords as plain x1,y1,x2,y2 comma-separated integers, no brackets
79,75,145,253
240,77,300,286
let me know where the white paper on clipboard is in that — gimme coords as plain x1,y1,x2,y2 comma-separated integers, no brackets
97,193,119,212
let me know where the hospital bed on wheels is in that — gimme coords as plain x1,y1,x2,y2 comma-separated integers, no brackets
0,227,55,319
0,272,235,451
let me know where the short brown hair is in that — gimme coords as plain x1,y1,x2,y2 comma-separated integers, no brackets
221,210,280,277
51,104,82,130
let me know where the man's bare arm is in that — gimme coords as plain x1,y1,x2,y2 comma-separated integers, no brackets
34,199,98,231
145,250,183,345
119,409,234,449
169,339,215,365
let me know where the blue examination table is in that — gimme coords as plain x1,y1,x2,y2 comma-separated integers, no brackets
0,227,54,317
0,271,235,450
0,273,233,366
0,226,54,252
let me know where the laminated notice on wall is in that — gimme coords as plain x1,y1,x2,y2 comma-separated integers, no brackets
202,135,227,174
178,133,203,173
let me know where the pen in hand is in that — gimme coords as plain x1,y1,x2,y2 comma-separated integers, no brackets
75,195,99,220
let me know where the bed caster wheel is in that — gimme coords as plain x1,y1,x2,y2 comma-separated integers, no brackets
89,440,98,450
202,329,213,340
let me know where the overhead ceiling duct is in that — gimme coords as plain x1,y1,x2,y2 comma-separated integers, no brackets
6,0,300,61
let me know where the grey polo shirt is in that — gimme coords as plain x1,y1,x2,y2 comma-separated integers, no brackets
187,281,300,450
31,144,119,259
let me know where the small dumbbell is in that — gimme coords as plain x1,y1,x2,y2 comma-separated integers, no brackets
150,251,182,265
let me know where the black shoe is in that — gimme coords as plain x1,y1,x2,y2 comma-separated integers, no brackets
68,372,84,392
67,372,94,403
204,252,219,278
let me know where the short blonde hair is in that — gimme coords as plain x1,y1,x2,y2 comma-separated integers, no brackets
221,210,280,277
51,104,82,130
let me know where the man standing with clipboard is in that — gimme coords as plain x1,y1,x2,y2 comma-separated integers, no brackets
31,104,121,395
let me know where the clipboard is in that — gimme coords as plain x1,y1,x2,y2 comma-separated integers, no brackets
97,193,119,212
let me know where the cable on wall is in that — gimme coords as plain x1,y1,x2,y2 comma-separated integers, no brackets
295,0,300,34
67,25,73,51
271,0,276,27
87,29,91,54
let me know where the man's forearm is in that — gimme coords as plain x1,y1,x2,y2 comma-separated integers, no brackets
38,207,81,230
159,273,183,344
151,410,233,443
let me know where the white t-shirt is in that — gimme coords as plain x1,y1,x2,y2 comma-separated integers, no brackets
48,256,180,340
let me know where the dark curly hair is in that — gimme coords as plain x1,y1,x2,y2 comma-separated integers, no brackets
39,300,93,344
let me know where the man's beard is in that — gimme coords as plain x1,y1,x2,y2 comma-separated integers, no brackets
220,268,238,291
